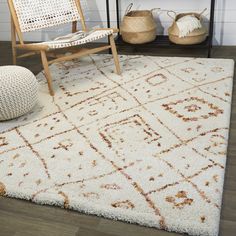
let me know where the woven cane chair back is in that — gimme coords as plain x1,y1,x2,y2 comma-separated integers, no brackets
12,0,81,32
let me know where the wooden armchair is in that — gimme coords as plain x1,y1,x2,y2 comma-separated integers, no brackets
8,0,121,96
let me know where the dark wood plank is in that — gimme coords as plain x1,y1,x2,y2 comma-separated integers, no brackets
0,42,236,236
0,198,100,228
97,219,180,236
0,209,79,236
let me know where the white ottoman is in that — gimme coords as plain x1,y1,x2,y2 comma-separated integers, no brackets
0,66,38,121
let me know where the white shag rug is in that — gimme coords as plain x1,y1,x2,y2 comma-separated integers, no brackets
0,55,234,236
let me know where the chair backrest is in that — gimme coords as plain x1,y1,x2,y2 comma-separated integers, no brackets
10,0,82,32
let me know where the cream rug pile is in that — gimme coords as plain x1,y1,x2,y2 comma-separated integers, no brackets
0,55,234,236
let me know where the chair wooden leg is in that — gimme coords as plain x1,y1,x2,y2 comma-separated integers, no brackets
12,46,17,65
11,18,17,65
40,50,54,96
109,34,121,75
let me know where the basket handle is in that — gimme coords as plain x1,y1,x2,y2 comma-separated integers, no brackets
199,8,207,17
150,8,161,13
167,10,177,20
125,3,133,16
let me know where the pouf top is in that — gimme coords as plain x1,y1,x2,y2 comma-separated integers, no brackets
0,66,35,84
0,65,38,121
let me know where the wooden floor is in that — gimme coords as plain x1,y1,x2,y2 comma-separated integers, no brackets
0,42,236,236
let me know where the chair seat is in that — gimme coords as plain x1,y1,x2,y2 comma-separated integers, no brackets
38,29,114,50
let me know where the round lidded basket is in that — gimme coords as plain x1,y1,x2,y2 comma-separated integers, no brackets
168,9,208,45
121,4,158,44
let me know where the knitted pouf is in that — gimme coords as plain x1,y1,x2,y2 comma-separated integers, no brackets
0,66,38,121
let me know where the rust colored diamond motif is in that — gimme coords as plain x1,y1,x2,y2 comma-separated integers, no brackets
165,190,193,209
82,192,100,200
211,67,224,73
204,134,227,155
111,200,135,209
0,137,8,147
185,104,201,112
53,139,73,151
162,97,223,122
181,67,195,73
100,183,121,190
146,73,167,86
99,114,161,149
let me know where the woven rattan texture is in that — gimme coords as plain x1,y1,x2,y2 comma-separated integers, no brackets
12,0,80,32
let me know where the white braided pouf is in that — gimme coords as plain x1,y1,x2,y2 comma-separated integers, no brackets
0,66,38,121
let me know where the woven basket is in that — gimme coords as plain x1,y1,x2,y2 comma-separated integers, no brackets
168,9,208,45
121,4,158,44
